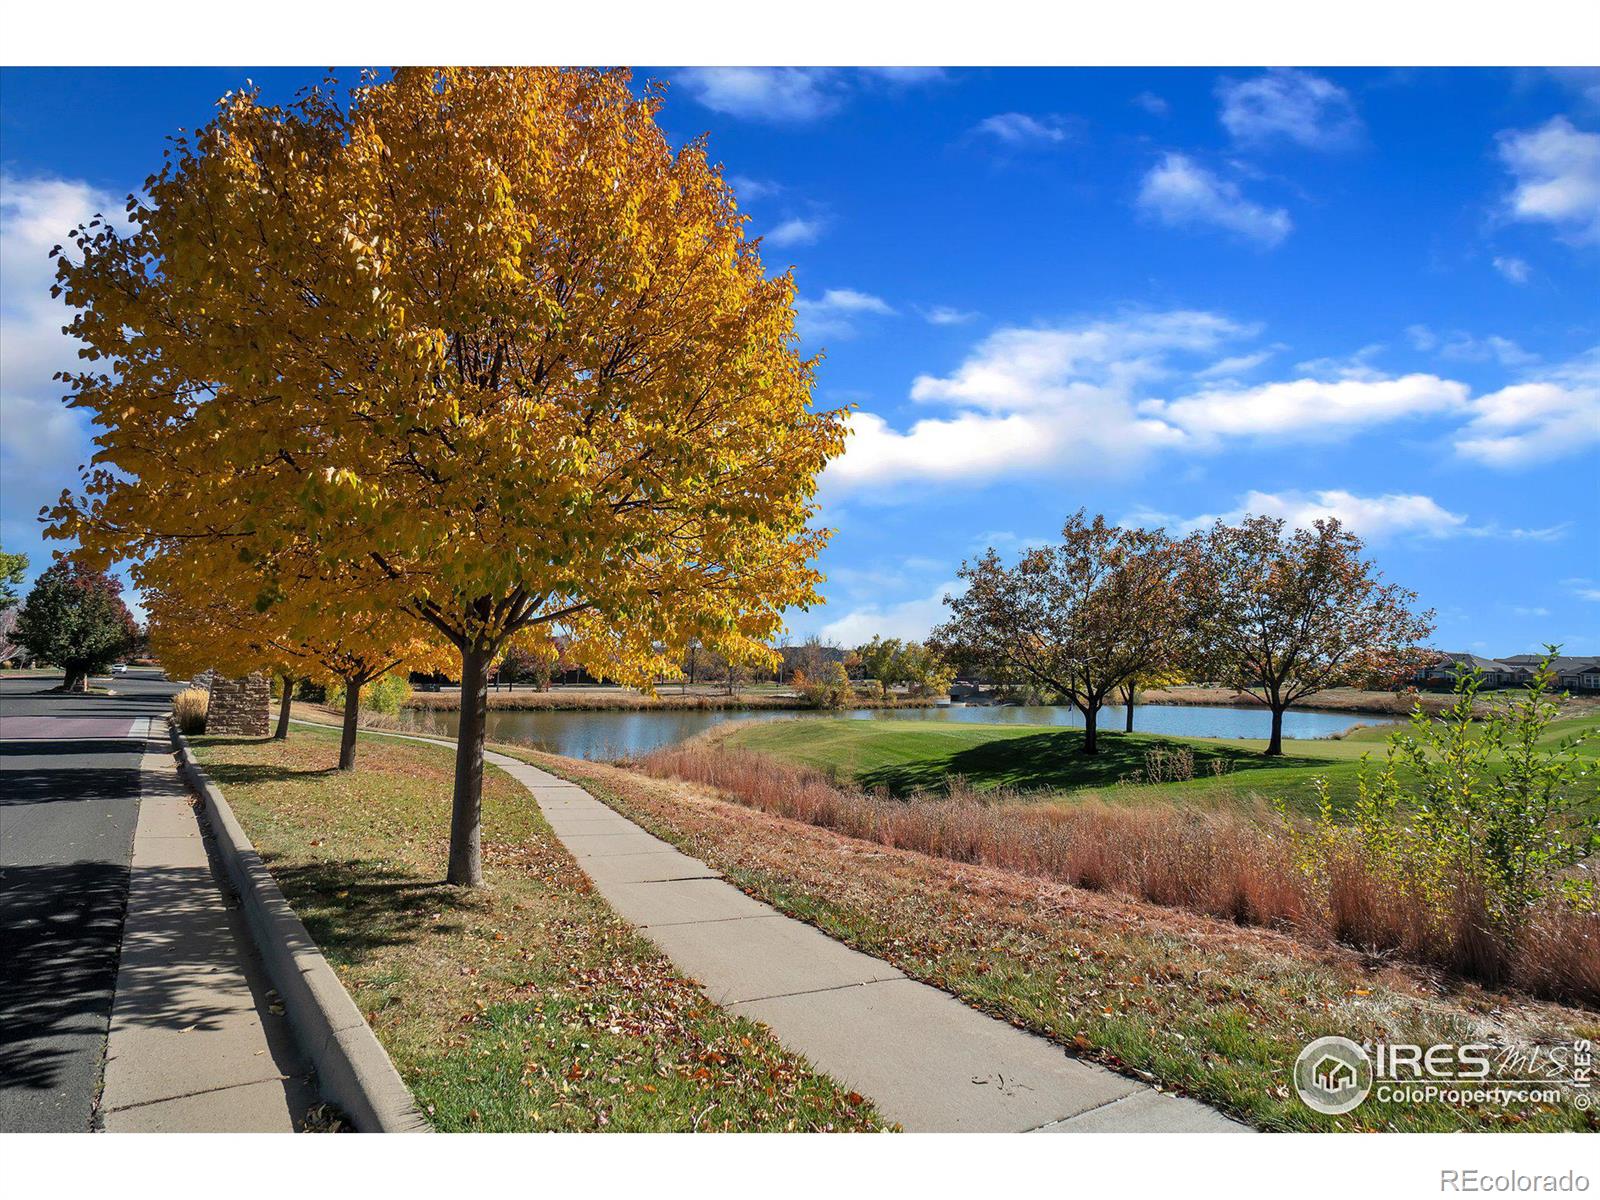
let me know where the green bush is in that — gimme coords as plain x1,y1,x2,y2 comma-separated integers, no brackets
1290,648,1597,977
326,671,413,715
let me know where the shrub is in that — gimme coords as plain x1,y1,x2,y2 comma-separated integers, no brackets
326,671,413,715
795,661,853,710
1290,649,1596,987
171,687,209,734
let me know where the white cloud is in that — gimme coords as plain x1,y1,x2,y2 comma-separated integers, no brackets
1217,69,1363,151
827,309,1592,494
1143,373,1468,443
1410,326,1541,367
1,172,124,552
1194,349,1276,379
971,112,1077,146
678,67,945,124
1492,255,1531,284
860,67,949,86
919,305,978,326
1453,350,1600,467
1132,92,1169,117
1292,344,1387,379
794,288,896,341
1137,153,1291,247
818,582,959,645
1441,334,1540,367
827,311,1247,490
909,311,1251,414
1138,489,1561,543
1405,324,1438,352
1568,579,1600,602
1497,116,1600,245
766,216,825,248
729,175,781,202
677,68,843,123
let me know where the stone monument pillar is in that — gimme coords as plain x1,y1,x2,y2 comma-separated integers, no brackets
204,672,271,736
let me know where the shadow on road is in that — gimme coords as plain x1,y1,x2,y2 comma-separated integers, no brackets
0,860,130,1095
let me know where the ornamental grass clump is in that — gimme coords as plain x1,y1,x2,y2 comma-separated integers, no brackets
171,687,209,734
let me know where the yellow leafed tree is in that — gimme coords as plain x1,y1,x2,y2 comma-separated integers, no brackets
142,544,449,767
50,68,845,884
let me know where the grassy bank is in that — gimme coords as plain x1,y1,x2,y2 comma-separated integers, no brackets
502,744,1599,1132
716,717,1391,815
715,715,1599,819
189,725,886,1132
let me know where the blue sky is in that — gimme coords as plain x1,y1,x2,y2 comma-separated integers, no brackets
1,67,1596,654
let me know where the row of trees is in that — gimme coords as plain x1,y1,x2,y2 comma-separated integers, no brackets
933,511,1433,756
46,68,847,886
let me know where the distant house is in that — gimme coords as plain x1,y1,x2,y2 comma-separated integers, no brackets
1417,652,1600,692
0,607,25,666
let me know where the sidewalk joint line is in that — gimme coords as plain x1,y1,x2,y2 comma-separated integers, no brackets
728,976,907,1007
101,1072,295,1115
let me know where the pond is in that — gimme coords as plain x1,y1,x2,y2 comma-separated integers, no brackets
392,701,1398,762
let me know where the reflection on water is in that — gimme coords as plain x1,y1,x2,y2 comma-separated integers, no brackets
393,700,1396,762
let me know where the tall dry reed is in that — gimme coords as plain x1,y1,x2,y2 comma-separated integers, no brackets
638,743,1598,1006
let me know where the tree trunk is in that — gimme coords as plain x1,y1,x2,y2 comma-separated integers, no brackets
1082,702,1100,754
1266,704,1285,757
274,675,294,740
447,643,489,887
338,679,361,771
1123,685,1136,733
64,667,88,692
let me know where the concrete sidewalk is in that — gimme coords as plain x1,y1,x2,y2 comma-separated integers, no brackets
295,722,1242,1132
488,750,1245,1133
97,722,315,1131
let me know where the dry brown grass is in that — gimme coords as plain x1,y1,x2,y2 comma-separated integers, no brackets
639,743,1600,1006
170,687,209,734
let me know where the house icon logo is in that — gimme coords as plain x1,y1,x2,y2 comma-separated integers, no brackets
1294,1036,1373,1115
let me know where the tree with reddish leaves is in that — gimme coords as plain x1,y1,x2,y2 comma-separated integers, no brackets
933,512,1185,755
1181,515,1434,756
13,561,136,691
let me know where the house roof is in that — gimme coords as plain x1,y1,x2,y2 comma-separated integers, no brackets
1499,654,1600,672
1424,652,1600,679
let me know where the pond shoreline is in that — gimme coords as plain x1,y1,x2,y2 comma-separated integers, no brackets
1137,685,1429,717
399,685,1430,718
401,689,937,713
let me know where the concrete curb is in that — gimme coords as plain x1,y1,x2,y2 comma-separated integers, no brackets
169,724,431,1133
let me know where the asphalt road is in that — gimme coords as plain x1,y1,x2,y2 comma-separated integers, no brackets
0,669,179,1132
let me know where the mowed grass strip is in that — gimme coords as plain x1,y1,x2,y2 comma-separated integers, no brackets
504,746,1600,1132
720,718,1385,812
190,726,886,1132
719,714,1597,817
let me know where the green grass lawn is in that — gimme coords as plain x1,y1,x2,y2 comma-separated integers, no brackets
721,712,1598,817
191,725,886,1131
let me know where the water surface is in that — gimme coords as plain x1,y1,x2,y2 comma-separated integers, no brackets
393,701,1395,762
